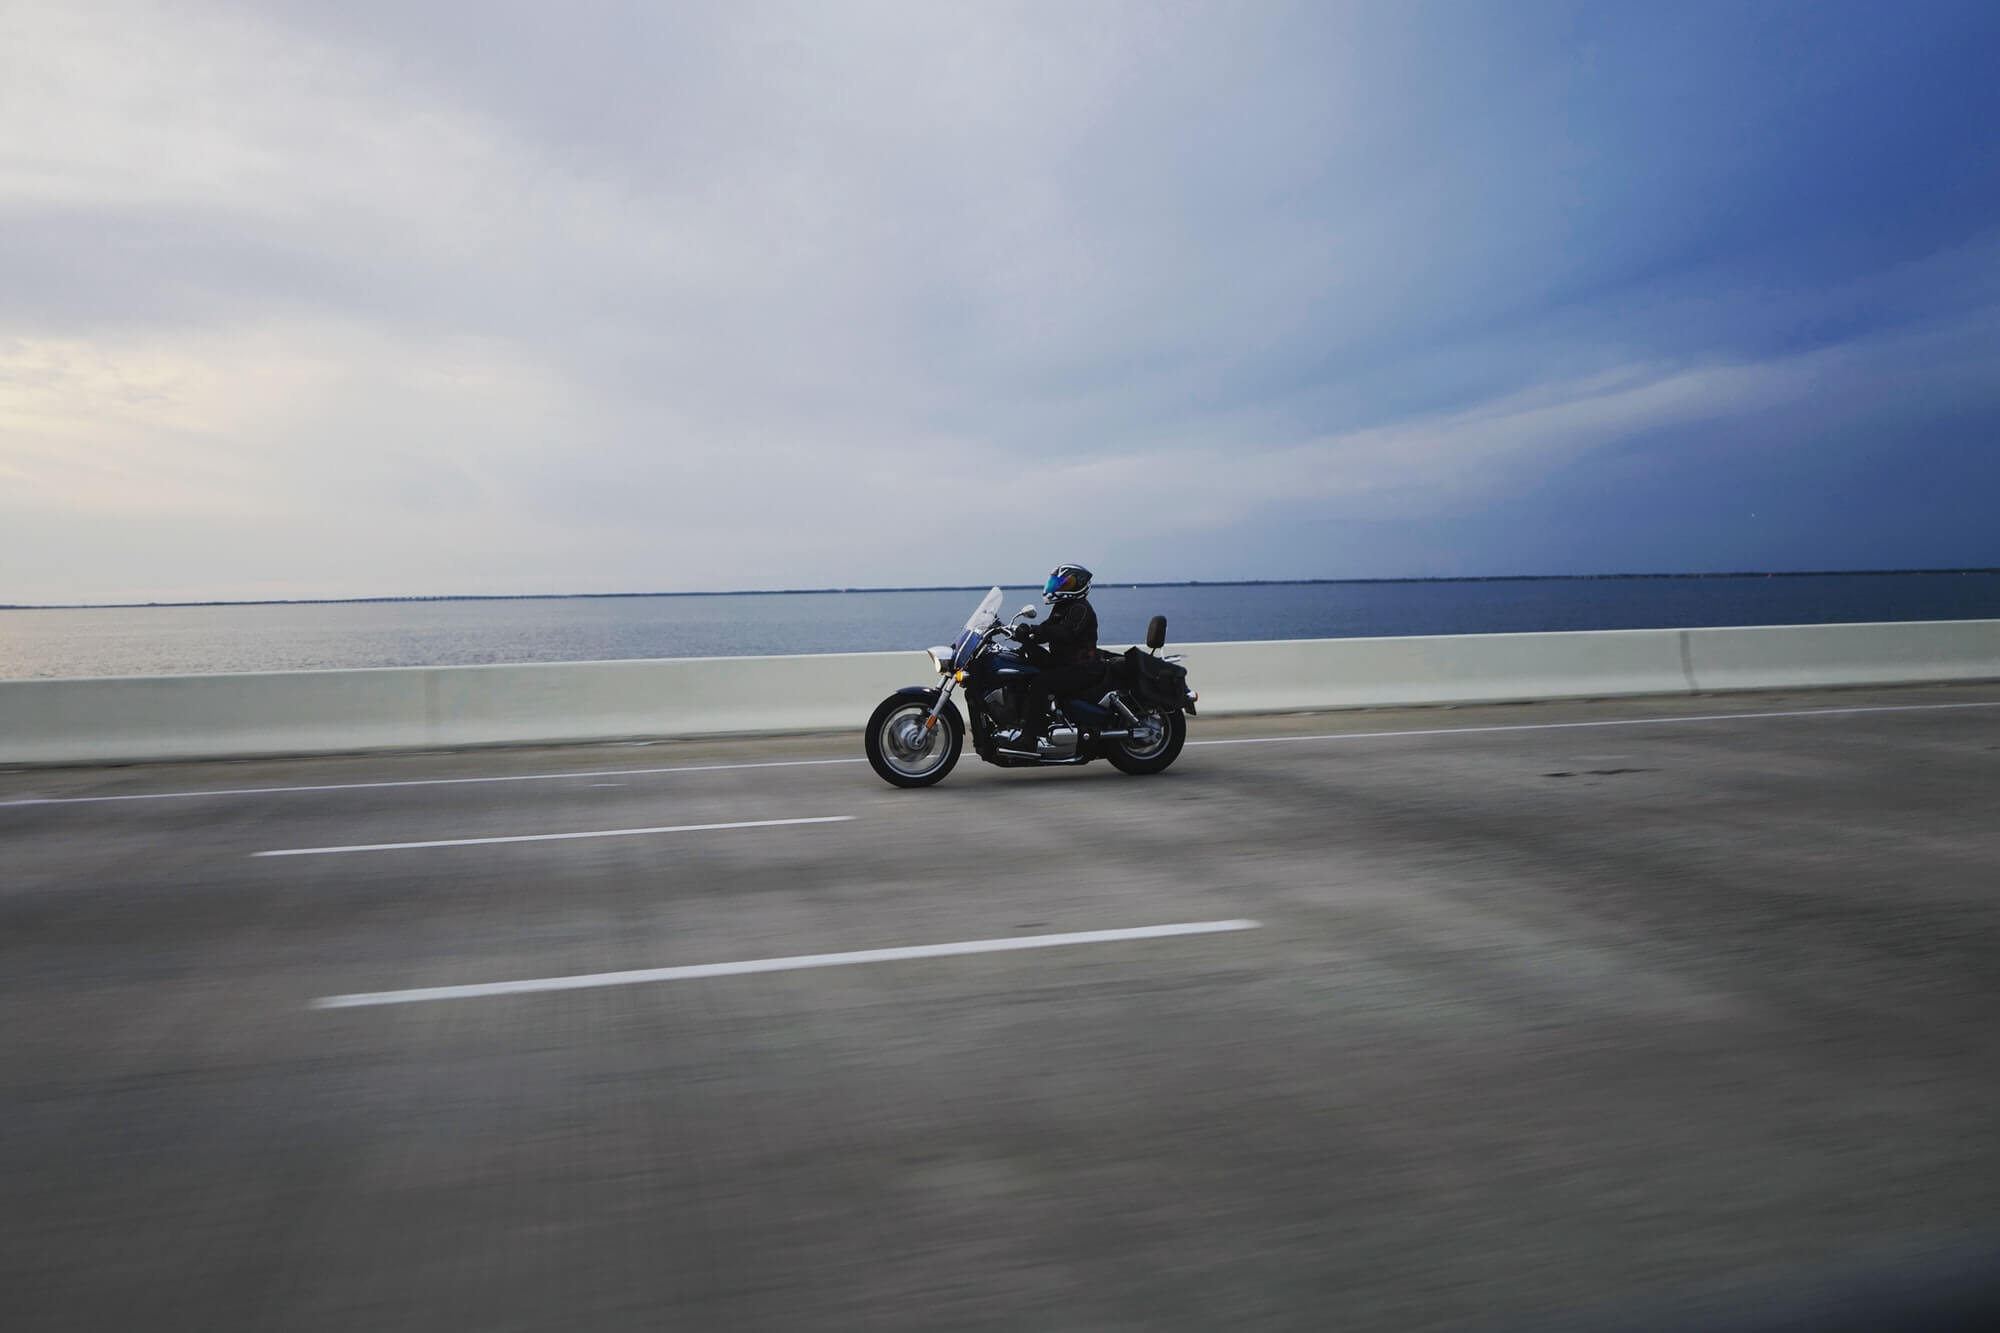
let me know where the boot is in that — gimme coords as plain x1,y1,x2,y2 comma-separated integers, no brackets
1006,709,1046,753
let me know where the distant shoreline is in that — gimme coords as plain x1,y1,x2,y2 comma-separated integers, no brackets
5,568,1997,612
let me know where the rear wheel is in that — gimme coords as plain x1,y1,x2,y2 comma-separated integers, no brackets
1104,704,1186,775
865,693,964,788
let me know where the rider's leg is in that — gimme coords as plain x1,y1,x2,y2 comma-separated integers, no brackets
1019,664,1099,745
1016,677,1054,745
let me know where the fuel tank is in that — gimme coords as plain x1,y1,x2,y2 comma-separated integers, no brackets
983,649,1036,680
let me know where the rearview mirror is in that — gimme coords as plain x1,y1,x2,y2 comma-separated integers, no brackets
1145,615,1167,651
1017,606,1039,621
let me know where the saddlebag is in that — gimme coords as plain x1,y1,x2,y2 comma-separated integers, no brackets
1123,647,1192,711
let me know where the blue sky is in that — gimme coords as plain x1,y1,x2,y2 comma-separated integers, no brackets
2,0,1996,601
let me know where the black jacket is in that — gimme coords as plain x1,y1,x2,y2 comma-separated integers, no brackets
1019,596,1098,666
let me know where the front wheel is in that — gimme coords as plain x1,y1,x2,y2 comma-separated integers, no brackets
865,693,964,788
1104,705,1187,775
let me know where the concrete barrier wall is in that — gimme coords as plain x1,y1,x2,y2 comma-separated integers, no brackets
1176,628,1692,714
423,653,920,748
0,651,922,766
3,620,1996,766
1683,619,2000,693
0,669,435,766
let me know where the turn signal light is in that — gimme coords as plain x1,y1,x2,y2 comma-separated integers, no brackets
955,670,968,682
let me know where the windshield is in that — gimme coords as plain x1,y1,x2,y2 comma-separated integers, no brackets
963,587,1005,634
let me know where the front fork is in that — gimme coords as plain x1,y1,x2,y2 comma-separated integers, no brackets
922,676,959,732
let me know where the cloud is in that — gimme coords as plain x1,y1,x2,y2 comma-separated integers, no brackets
2,0,1998,602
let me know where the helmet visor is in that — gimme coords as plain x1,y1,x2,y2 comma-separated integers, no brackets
1044,571,1083,598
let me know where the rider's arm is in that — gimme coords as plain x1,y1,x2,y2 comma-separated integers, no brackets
1040,599,1086,653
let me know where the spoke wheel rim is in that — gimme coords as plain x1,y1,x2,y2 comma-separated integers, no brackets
878,704,951,778
1119,706,1171,760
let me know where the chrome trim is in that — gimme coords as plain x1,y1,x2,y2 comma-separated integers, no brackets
922,676,958,729
876,700,954,778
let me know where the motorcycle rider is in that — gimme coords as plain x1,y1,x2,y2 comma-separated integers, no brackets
1009,563,1101,751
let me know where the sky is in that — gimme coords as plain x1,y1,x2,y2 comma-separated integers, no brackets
3,0,1998,603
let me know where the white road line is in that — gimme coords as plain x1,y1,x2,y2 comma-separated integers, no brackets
311,919,1263,1009
0,756,866,807
1185,699,2000,748
8,698,1997,808
255,814,854,858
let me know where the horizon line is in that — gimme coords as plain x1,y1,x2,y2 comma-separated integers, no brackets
5,567,1998,611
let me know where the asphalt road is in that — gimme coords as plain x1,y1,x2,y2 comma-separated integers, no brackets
5,684,2000,1331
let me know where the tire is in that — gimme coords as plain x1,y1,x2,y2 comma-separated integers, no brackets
865,692,964,788
1104,704,1186,775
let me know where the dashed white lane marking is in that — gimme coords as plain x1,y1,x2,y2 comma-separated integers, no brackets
255,815,854,858
7,698,1997,808
310,919,1263,1009
1186,700,2000,748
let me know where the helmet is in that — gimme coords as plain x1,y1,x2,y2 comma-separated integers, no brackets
1043,563,1092,602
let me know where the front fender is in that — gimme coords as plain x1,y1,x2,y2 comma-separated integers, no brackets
885,686,966,727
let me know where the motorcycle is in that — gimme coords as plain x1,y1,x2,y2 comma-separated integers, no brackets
864,587,1199,788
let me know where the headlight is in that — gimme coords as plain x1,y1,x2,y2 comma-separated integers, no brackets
926,647,955,674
